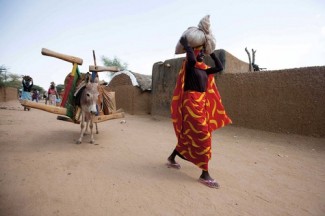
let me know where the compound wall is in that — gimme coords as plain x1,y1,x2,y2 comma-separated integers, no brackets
0,87,18,102
151,61,325,137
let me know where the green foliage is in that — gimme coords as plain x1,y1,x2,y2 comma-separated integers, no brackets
32,85,45,93
0,65,23,89
0,65,8,87
56,84,65,94
101,56,127,80
0,65,45,93
101,56,128,71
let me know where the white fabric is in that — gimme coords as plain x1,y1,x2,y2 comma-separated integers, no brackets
175,15,216,55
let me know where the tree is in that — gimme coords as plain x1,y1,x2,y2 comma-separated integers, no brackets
245,48,266,71
0,65,45,92
56,84,65,95
101,56,128,80
32,85,45,93
0,65,8,87
6,73,21,89
0,65,25,89
101,56,128,70
245,47,253,72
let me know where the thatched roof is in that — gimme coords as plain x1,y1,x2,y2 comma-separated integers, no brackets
110,71,152,91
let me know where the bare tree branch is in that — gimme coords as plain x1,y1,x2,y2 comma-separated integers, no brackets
252,49,257,65
245,47,252,72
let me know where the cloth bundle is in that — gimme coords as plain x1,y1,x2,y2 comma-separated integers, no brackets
22,75,32,82
175,15,216,55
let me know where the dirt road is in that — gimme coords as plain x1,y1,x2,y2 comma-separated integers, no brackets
0,100,324,216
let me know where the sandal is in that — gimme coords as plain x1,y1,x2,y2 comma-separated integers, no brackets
198,178,220,189
166,161,181,169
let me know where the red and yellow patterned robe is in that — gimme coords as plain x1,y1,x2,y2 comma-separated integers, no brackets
171,61,232,171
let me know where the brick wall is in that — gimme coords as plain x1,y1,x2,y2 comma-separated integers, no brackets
0,87,18,102
151,49,250,117
151,63,325,137
108,74,132,88
107,75,151,115
217,67,325,137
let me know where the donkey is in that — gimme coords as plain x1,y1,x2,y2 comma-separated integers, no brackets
75,74,99,144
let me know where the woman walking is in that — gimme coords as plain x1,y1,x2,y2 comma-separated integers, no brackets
167,36,232,189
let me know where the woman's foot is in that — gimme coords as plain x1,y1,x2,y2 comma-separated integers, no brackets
198,178,220,189
166,156,181,169
199,170,220,189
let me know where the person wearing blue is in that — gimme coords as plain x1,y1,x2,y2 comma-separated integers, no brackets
21,75,33,111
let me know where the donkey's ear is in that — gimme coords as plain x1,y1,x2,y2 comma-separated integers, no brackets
85,72,91,83
94,77,99,84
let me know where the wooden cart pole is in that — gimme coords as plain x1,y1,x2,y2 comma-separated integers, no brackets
41,48,83,118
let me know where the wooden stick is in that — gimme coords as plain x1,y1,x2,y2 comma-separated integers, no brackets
89,65,120,72
20,100,67,115
56,112,125,124
41,48,83,65
245,47,252,72
93,50,97,67
93,112,125,123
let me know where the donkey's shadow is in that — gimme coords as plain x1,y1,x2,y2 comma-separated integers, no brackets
34,127,98,149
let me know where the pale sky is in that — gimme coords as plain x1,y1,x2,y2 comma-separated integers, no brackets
1,0,324,89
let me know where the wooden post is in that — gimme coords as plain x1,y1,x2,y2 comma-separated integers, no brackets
89,65,120,72
252,49,257,65
245,47,252,72
20,99,67,115
92,50,103,115
93,112,125,123
41,48,83,65
93,50,97,67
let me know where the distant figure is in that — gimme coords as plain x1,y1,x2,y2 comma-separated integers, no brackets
56,96,61,106
32,89,39,102
44,92,48,104
48,82,58,106
21,76,33,111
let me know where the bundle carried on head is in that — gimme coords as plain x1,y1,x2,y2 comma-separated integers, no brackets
175,15,216,55
22,75,32,81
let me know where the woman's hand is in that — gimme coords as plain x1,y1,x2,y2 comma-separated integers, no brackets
180,36,188,47
210,52,217,59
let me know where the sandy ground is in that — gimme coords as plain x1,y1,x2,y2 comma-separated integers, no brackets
0,100,324,216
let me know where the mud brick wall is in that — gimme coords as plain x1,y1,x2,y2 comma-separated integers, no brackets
151,49,250,117
107,74,151,115
151,62,325,137
217,67,325,137
0,87,18,102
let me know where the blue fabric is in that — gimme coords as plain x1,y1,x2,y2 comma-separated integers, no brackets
91,72,97,82
21,91,32,100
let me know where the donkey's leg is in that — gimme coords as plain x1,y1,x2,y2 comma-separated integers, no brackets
95,123,99,134
85,121,89,135
76,113,86,144
89,118,95,144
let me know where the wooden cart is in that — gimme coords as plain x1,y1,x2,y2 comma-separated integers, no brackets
20,48,124,123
